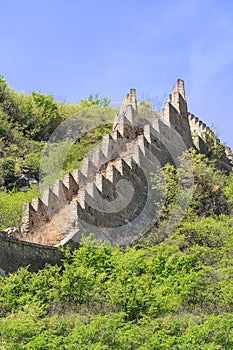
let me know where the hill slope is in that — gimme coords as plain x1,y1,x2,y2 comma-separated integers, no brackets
0,78,233,348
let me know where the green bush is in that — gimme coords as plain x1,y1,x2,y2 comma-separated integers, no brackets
1,158,15,183
0,187,40,228
0,226,233,348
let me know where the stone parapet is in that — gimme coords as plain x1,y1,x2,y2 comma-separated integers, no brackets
3,80,232,273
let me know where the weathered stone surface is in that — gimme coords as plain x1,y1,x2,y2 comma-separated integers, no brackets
63,172,79,198
0,231,63,275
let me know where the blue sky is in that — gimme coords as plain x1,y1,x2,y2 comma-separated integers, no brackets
1,0,233,147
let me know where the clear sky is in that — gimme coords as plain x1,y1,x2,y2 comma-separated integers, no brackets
1,0,233,147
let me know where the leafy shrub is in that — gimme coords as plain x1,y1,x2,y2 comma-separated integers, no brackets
0,186,40,228
1,158,15,183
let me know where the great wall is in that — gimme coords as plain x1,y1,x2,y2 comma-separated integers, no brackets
1,79,232,275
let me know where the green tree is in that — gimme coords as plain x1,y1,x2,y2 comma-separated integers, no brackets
29,92,62,140
80,93,111,108
0,75,8,102
139,100,152,109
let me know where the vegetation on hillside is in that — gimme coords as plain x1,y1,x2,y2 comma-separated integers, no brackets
0,145,233,348
0,77,115,229
0,77,233,348
0,76,115,182
0,210,233,348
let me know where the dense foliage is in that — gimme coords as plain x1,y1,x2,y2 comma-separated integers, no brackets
0,214,233,349
0,77,233,348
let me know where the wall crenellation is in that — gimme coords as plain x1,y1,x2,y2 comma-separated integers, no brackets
188,112,233,169
20,79,233,244
188,113,212,137
1,79,233,275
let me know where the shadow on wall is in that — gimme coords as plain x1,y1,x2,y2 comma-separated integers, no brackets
0,231,64,276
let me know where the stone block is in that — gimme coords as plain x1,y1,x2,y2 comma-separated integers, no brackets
72,169,87,187
42,188,60,216
92,147,107,168
81,157,98,181
63,172,79,198
53,179,70,204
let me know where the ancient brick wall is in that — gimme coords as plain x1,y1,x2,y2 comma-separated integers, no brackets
0,231,63,275
2,79,232,274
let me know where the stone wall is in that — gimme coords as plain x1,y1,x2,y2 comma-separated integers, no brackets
188,113,232,170
20,83,188,247
0,231,63,275
2,79,232,273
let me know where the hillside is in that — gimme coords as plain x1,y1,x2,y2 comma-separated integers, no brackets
0,78,233,348
1,212,233,348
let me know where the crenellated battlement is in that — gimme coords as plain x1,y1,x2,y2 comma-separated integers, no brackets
188,113,212,138
1,79,232,274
